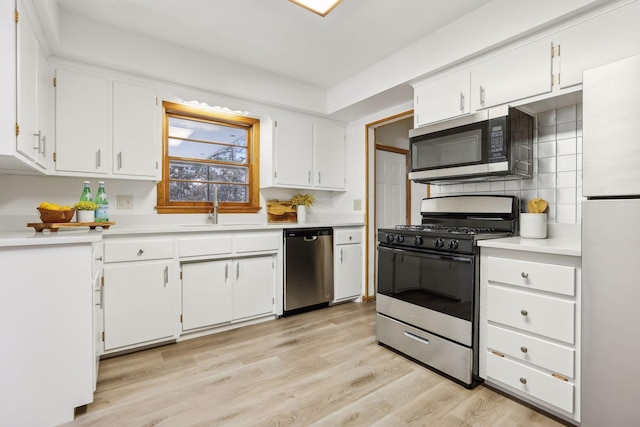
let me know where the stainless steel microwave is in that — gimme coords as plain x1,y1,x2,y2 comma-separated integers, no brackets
408,106,533,184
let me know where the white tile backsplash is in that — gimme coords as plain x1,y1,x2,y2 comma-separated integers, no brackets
429,103,582,224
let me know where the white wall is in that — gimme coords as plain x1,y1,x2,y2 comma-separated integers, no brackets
429,103,583,224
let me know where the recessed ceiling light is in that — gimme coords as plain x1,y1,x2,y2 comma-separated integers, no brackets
289,0,343,17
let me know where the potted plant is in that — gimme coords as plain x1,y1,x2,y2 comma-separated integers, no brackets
74,201,98,223
291,193,315,223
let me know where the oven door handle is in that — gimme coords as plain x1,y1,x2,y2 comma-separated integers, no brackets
404,331,430,346
400,251,473,264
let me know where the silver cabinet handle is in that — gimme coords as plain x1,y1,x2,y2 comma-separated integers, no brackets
521,309,528,316
225,263,229,281
318,171,322,184
117,151,123,169
41,135,46,156
520,346,528,353
521,272,529,278
96,256,103,261
99,283,104,309
164,266,168,286
340,248,344,264
520,377,527,385
307,170,311,184
137,249,144,256
480,86,485,106
236,262,240,280
460,92,465,112
96,149,101,168
33,130,41,151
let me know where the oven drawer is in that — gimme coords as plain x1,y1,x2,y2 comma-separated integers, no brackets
487,257,575,296
487,324,575,378
486,350,574,413
376,314,473,385
487,285,575,344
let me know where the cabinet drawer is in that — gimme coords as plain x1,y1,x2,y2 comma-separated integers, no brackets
486,351,574,413
178,236,233,257
487,324,574,378
235,233,280,253
334,228,362,245
487,285,575,344
487,257,575,296
104,239,174,263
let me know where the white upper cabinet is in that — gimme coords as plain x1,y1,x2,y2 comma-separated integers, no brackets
55,67,160,180
264,112,346,191
273,113,314,187
414,70,471,127
55,68,110,175
313,121,346,190
112,81,159,179
557,1,640,89
471,37,553,111
15,0,53,172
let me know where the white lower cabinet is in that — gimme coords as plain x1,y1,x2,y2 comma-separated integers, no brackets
480,248,581,423
101,237,178,353
333,227,363,302
181,255,275,331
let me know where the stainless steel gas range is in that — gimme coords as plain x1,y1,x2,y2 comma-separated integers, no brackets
376,195,518,388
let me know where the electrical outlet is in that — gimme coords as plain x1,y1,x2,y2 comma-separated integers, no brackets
353,199,362,211
116,195,133,209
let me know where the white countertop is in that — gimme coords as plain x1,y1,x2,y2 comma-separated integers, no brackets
477,236,581,257
0,221,364,246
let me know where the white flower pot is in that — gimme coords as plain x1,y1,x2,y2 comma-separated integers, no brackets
77,210,95,223
297,205,307,223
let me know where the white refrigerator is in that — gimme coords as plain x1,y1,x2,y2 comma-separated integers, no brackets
582,54,640,426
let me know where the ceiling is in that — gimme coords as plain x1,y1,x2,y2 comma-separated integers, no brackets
56,0,494,90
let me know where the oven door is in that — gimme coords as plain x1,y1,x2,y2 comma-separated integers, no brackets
378,245,475,321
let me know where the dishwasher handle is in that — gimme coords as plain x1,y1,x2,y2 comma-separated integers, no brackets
303,236,318,242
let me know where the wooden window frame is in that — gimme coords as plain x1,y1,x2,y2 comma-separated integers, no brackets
157,101,261,214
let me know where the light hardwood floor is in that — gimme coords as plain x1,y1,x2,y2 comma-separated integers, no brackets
65,302,565,426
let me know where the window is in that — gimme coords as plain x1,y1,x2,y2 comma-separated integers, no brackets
157,101,260,214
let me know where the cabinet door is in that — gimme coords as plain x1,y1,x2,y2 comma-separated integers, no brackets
103,261,174,350
471,38,552,111
414,71,471,126
273,113,313,187
55,68,109,174
181,260,232,331
558,1,640,89
334,244,362,301
314,121,346,190
232,256,275,320
112,81,159,178
16,0,38,163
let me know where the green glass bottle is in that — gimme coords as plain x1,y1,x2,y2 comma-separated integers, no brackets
95,181,109,222
80,181,94,203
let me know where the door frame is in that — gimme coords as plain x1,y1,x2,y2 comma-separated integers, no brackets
364,110,416,302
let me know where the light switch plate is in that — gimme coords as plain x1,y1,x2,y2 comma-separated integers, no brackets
116,195,133,209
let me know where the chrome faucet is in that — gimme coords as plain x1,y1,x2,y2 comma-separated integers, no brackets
209,187,219,224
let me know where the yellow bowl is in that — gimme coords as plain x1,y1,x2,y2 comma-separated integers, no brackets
38,207,76,223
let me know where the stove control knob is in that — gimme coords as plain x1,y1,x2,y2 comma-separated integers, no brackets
448,240,459,249
386,233,395,243
414,236,424,246
396,235,405,244
433,238,444,248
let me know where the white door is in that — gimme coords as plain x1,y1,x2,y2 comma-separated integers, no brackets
375,149,407,229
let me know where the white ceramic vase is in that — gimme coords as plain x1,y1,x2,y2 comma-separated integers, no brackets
77,210,95,223
297,205,307,223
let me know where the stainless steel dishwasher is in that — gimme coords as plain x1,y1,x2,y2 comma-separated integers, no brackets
283,227,334,316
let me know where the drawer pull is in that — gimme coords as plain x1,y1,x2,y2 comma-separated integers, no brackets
519,377,527,385
520,346,528,353
492,350,505,358
520,309,528,316
403,331,430,346
521,272,529,278
552,373,569,382
137,249,144,256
